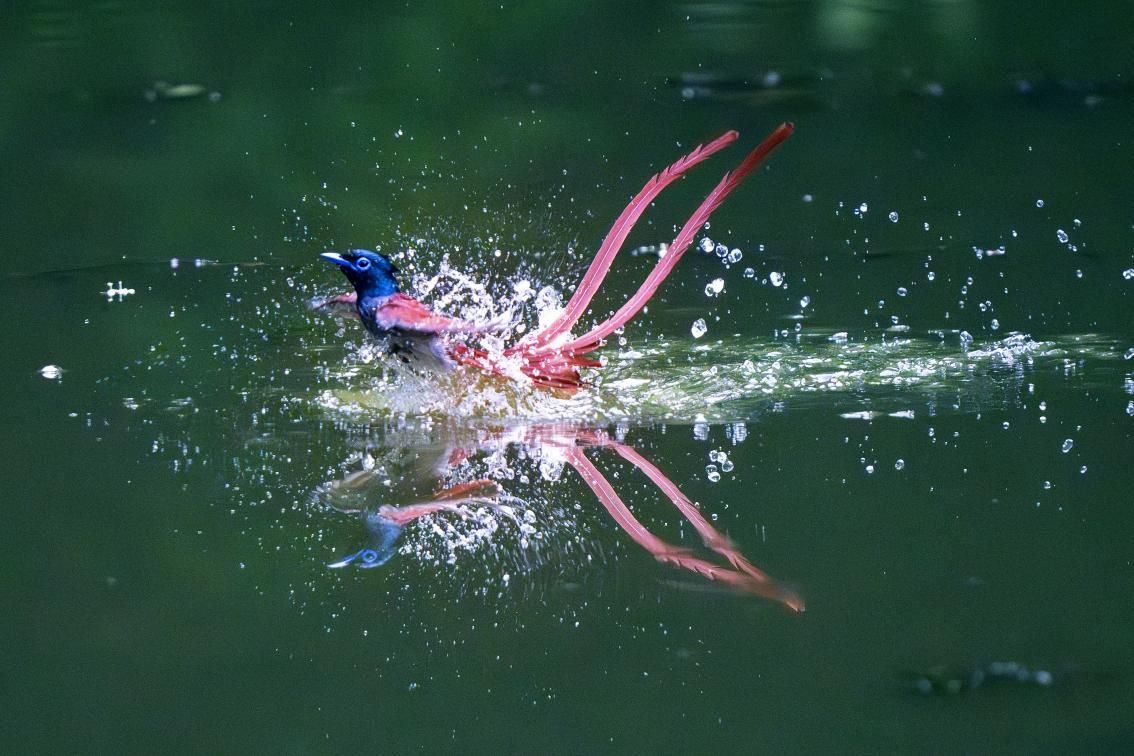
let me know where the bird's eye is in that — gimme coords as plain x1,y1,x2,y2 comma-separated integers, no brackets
355,257,371,270
361,549,379,563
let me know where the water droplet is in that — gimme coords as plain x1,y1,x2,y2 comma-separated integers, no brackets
1035,199,1045,208
865,464,875,474
888,211,899,223
1061,438,1074,453
743,267,756,279
769,271,784,287
1056,229,1069,243
897,286,908,297
894,459,905,471
990,318,1000,331
858,202,869,214
802,194,813,203
691,318,708,338
927,271,936,281
799,295,811,308
1080,465,1088,474
1122,268,1134,280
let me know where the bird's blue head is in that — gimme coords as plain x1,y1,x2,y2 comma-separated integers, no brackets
320,249,401,298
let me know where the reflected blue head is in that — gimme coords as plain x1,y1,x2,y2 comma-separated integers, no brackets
327,512,404,570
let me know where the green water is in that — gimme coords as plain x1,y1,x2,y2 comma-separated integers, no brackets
3,1,1134,752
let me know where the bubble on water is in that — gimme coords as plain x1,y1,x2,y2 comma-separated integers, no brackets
1043,480,1052,490
1056,229,1069,243
720,459,734,472
923,222,930,231
705,465,721,482
691,318,708,338
1123,268,1134,280
897,287,908,297
960,331,973,351
991,318,1000,331
800,295,811,308
802,193,813,203
714,243,729,259
888,211,899,223
1124,347,1134,360
727,248,743,264
704,278,725,297
1036,199,1045,208
865,464,875,474
699,237,715,254
1061,438,1074,453
769,271,784,287
927,271,936,281
858,202,869,214
1128,400,1134,416
1080,465,1088,474
743,267,756,279
394,128,404,138
894,459,905,471
693,417,710,440
708,450,720,463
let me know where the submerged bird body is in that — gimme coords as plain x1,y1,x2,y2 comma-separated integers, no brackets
319,123,795,390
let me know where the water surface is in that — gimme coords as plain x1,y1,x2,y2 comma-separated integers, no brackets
3,0,1134,751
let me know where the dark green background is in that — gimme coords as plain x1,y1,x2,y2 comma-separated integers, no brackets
3,1,1133,752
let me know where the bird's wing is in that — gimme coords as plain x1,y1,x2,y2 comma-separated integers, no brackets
369,293,479,335
307,291,358,319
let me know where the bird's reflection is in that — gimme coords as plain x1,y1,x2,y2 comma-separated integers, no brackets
314,423,803,612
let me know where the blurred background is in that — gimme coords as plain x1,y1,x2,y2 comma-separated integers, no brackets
2,1,1133,752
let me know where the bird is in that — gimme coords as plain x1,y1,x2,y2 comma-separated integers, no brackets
318,122,794,390
319,249,494,370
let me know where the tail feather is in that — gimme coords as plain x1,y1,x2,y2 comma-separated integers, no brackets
449,124,794,390
558,122,794,355
516,130,740,353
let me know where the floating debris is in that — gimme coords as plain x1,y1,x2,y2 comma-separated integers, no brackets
144,81,219,102
906,660,1059,696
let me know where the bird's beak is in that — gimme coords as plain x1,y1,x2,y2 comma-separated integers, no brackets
320,251,351,267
